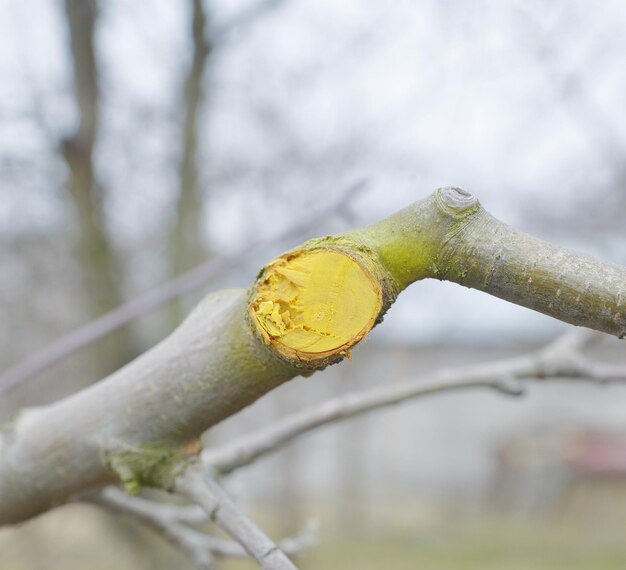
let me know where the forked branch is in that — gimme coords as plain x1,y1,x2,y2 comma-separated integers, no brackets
0,188,623,527
91,486,316,569
175,468,298,570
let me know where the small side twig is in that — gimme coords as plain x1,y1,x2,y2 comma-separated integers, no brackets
91,487,215,569
90,486,316,569
202,329,625,475
202,376,525,475
175,467,299,570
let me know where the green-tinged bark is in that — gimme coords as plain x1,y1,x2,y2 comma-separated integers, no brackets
0,188,623,526
345,188,625,338
0,290,298,524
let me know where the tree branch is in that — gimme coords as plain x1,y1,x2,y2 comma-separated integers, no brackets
202,329,624,475
175,468,298,570
0,181,365,395
347,188,625,338
89,327,620,568
90,486,317,568
0,188,622,526
91,487,216,569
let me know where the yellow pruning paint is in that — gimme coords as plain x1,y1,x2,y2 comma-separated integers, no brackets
250,248,382,362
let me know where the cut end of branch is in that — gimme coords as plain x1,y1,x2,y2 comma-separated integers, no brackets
249,248,382,368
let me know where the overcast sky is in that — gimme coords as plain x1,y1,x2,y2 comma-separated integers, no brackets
1,0,626,344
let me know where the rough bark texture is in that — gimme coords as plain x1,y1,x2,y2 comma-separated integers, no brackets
0,291,297,524
0,188,623,526
347,188,625,338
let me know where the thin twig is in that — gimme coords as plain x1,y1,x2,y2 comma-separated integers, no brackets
176,468,299,570
91,487,216,569
79,328,622,570
92,486,207,525
91,487,316,569
202,329,625,475
213,0,290,44
204,377,525,475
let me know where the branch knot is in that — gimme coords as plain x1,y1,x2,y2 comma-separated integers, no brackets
435,187,479,218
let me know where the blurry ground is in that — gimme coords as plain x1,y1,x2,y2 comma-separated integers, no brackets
3,486,626,570
2,342,626,569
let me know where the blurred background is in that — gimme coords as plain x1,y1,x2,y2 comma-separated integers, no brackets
1,0,626,568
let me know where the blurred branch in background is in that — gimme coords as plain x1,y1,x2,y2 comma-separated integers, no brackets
2,2,626,568
176,469,299,569
213,0,290,43
90,486,317,570
84,328,624,568
201,330,626,476
169,0,294,326
0,0,300,401
0,181,365,396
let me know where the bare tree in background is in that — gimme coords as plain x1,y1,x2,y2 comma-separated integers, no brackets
62,0,134,378
514,2,626,238
0,187,624,570
58,0,229,375
169,0,212,324
2,3,626,569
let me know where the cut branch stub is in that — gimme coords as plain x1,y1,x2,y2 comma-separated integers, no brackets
434,186,479,217
248,247,386,369
1,188,623,529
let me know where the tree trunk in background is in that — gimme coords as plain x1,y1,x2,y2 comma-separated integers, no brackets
169,0,212,328
62,4,161,566
62,2,134,379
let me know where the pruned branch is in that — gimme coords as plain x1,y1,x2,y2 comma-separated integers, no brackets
0,188,623,527
83,327,620,569
0,181,365,394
